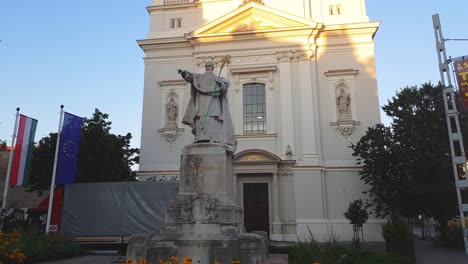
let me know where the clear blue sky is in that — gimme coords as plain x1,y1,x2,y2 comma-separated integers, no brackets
0,0,466,149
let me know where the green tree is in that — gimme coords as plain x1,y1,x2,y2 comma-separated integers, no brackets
30,133,57,191
344,199,368,248
29,109,139,190
351,82,459,237
0,139,6,150
76,109,139,183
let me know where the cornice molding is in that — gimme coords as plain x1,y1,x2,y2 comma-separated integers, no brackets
230,65,277,74
138,37,193,51
324,69,359,77
146,3,197,13
158,80,188,86
322,21,380,39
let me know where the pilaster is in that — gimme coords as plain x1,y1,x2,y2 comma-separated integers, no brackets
297,51,318,164
276,51,295,159
271,172,283,241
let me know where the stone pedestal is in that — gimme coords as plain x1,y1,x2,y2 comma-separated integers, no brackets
126,143,267,263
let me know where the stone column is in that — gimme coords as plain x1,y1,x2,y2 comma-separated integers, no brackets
277,52,295,158
271,172,283,241
298,51,318,164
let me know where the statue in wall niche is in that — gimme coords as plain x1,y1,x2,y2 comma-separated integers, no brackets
177,57,237,154
166,97,178,127
336,87,351,119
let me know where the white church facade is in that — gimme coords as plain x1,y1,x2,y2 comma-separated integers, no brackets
137,0,382,241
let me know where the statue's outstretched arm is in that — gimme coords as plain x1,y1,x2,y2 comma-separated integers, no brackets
177,69,193,83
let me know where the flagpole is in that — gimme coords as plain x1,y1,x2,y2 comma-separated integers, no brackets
45,105,64,234
1,108,20,209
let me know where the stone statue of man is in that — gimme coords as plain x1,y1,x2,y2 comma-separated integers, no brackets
336,87,350,114
178,61,237,154
167,97,178,121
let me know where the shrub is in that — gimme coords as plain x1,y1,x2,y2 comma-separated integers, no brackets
382,211,414,258
382,212,412,242
338,249,414,264
0,229,27,264
434,219,464,249
288,227,346,264
288,227,321,264
0,209,26,232
0,229,85,264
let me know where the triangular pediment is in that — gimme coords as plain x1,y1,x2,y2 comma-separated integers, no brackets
193,2,319,36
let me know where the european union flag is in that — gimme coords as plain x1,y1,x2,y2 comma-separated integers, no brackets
56,112,83,185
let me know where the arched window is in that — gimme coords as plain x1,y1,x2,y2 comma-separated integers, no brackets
243,83,266,134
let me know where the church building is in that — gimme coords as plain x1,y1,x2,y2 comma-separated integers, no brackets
137,0,382,241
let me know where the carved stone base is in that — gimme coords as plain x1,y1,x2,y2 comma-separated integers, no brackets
126,143,267,263
127,233,267,264
330,120,361,138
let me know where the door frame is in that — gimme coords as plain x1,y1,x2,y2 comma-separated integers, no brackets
238,175,272,236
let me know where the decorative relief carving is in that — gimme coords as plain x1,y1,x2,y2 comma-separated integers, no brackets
195,56,231,67
276,51,294,62
337,126,353,138
167,194,221,224
239,154,270,162
230,55,276,65
239,0,265,7
158,128,184,150
231,19,277,32
268,72,274,91
330,120,360,139
145,175,179,182
234,74,240,93
276,50,314,62
167,196,195,224
294,50,313,61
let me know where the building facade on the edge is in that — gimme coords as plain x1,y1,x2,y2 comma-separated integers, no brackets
137,0,382,241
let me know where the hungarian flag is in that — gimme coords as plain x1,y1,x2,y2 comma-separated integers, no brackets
10,115,38,187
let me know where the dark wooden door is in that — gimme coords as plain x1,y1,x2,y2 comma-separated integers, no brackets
243,183,269,235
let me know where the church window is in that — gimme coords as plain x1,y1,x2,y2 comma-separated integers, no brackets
337,4,342,15
243,83,266,134
170,18,182,28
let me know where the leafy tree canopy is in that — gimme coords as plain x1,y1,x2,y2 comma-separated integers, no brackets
29,109,139,190
351,82,460,225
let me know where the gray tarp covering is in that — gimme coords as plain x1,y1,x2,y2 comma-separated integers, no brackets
62,181,178,237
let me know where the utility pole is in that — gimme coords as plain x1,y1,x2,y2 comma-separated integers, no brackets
432,14,468,255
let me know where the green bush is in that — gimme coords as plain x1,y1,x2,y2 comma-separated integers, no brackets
382,212,412,242
338,249,414,264
288,226,415,264
288,228,346,264
434,220,464,249
288,227,321,264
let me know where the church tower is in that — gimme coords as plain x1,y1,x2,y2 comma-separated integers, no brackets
138,0,382,241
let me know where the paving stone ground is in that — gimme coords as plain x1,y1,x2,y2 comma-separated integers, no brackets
37,240,468,264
